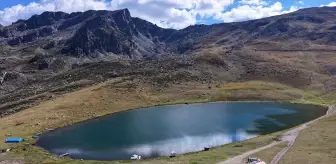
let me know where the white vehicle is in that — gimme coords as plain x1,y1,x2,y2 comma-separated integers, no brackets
130,154,141,160
170,151,176,157
247,157,266,164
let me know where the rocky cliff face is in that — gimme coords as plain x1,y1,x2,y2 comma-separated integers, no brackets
0,9,178,59
2,7,336,59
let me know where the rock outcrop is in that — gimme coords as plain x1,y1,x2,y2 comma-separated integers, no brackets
2,7,336,58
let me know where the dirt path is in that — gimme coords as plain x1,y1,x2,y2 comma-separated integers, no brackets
269,123,308,164
270,105,336,164
217,141,281,164
217,105,336,164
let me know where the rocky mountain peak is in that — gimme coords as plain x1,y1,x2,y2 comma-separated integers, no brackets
59,9,143,57
114,8,132,21
1,7,336,59
15,11,69,31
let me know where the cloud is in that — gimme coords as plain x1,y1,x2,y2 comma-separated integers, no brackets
321,2,336,7
110,0,234,29
239,0,267,5
110,0,197,29
193,0,234,18
0,0,234,29
220,2,299,22
0,0,108,26
0,0,302,29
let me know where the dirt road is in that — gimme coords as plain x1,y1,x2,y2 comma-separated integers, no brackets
217,105,336,164
217,141,280,164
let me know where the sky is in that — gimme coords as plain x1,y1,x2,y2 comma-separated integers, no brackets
0,0,336,29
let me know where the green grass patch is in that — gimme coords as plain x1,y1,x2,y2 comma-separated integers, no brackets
10,131,284,164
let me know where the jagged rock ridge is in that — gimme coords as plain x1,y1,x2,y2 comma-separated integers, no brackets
1,7,336,59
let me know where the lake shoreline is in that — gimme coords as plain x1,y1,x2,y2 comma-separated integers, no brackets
34,100,327,138
39,100,328,134
35,101,328,161
1,80,332,164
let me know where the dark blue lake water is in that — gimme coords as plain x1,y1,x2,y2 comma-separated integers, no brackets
37,102,326,160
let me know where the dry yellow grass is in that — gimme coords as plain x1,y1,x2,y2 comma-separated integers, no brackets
214,81,305,101
0,79,328,164
248,142,288,163
1,80,297,145
278,114,336,164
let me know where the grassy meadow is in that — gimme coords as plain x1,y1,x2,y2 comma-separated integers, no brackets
0,79,334,164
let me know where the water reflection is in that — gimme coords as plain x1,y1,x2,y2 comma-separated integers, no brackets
37,102,326,160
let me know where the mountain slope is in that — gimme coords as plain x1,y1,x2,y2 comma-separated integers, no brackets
2,7,336,57
0,7,335,117
0,9,177,59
